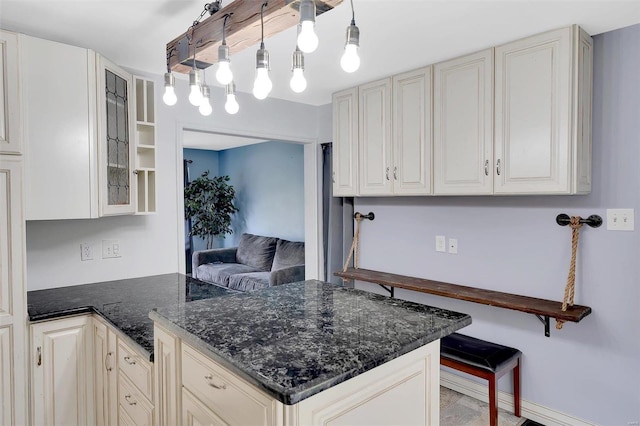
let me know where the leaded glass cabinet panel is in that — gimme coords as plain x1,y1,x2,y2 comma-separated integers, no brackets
98,56,136,215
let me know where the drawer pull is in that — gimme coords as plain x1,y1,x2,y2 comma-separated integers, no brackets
124,394,137,405
124,356,136,365
484,160,489,176
496,159,501,176
204,374,227,390
37,346,42,366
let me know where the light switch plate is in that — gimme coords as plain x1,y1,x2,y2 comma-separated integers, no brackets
606,209,634,231
102,239,121,258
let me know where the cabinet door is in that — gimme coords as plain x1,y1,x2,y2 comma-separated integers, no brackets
21,35,99,220
98,55,136,216
31,316,94,426
392,67,432,195
155,325,180,426
93,317,118,426
359,78,392,196
182,388,227,426
434,49,493,195
494,27,572,194
0,157,27,426
332,87,359,197
0,31,21,154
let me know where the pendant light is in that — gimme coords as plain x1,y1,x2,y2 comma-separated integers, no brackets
199,73,212,116
163,49,177,106
290,47,307,93
216,13,234,85
253,2,273,100
297,0,318,53
188,44,204,106
341,0,360,73
225,82,240,114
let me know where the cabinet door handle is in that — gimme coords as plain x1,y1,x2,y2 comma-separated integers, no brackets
124,394,137,406
385,167,390,181
496,159,501,176
106,351,113,372
484,160,489,176
204,374,227,390
133,170,139,175
332,171,335,183
393,166,397,180
124,356,136,365
36,347,42,366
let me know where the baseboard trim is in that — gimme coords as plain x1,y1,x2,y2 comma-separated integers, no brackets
440,371,595,426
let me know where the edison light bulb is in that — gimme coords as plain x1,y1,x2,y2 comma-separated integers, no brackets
253,68,272,100
297,21,318,53
216,61,233,85
189,84,203,106
341,43,360,73
290,68,307,93
162,86,177,106
225,94,239,114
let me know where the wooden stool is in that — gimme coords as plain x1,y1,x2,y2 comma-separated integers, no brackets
440,333,521,426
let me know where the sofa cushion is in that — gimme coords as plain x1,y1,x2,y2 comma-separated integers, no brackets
195,263,262,287
236,233,278,271
228,272,271,292
271,239,305,271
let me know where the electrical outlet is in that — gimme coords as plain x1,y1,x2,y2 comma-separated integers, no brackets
102,239,121,258
607,209,634,231
448,238,458,254
80,243,93,261
435,235,446,252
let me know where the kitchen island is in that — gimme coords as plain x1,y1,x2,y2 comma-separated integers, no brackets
151,280,471,425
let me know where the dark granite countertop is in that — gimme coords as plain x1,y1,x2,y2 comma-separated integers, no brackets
150,280,471,405
27,273,235,360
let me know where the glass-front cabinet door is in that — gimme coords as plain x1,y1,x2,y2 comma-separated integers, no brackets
97,56,136,215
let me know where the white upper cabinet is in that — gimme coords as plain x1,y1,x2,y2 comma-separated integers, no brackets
0,31,21,155
358,78,392,196
332,87,359,196
494,25,592,194
97,55,136,216
434,49,494,195
392,67,432,195
22,35,99,220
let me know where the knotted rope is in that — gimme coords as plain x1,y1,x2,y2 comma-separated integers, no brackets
556,216,583,330
343,213,364,272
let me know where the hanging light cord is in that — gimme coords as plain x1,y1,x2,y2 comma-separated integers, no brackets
260,2,268,48
350,0,355,24
222,13,232,44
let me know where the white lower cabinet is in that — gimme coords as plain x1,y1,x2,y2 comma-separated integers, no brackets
31,315,94,426
32,315,154,426
155,325,440,426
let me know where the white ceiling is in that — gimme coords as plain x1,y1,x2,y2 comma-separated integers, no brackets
183,129,268,151
1,0,639,106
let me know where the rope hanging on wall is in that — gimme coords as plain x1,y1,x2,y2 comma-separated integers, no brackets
342,212,374,273
556,216,583,330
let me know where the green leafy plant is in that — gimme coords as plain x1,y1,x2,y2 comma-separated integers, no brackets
184,171,239,249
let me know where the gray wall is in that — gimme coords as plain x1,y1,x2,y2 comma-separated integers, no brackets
353,24,640,424
220,141,305,246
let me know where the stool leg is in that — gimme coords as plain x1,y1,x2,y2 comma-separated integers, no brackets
489,376,498,426
514,358,521,417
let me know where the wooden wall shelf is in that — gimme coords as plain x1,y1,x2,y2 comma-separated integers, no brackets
335,268,592,337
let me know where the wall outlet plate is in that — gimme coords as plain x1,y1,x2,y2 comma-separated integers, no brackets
435,235,446,252
448,238,458,254
80,243,93,261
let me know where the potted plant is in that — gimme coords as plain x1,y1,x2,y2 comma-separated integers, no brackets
184,171,239,249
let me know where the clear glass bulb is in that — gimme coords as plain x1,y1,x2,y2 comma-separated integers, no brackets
162,86,177,106
225,94,239,114
199,98,212,116
253,68,272,100
290,68,307,93
297,21,319,53
189,84,203,106
216,61,233,85
341,43,360,73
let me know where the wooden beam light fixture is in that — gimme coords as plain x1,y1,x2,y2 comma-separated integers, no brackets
166,0,344,74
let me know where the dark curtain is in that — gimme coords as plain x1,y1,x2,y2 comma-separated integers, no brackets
184,159,194,274
322,143,354,286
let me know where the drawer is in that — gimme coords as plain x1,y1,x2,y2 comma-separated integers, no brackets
119,373,154,426
181,343,277,426
118,338,153,401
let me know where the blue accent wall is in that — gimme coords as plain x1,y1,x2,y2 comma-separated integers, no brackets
183,148,219,252
220,141,305,246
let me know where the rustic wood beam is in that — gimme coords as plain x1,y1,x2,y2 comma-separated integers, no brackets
167,0,343,74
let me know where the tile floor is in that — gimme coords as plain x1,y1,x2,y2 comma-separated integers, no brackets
440,386,528,426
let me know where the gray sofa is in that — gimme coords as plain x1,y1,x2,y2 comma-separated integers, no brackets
192,233,305,292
